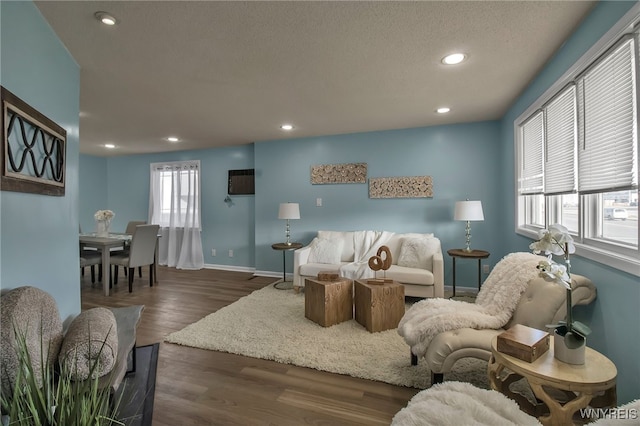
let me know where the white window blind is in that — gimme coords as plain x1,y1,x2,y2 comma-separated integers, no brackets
578,37,638,193
518,111,544,194
544,85,577,195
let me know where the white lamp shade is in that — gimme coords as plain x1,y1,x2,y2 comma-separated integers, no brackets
278,203,300,220
454,200,484,221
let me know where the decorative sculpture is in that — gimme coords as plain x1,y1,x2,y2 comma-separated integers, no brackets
367,245,393,284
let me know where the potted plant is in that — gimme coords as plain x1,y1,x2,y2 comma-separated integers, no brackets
529,224,591,364
0,325,122,426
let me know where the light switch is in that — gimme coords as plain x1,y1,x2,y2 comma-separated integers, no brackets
316,198,322,207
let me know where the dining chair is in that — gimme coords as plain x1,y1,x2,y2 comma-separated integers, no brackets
111,224,160,292
120,221,147,278
79,223,102,282
80,251,102,283
125,221,147,234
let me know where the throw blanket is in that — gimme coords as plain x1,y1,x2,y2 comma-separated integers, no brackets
391,381,541,426
339,230,395,280
398,252,543,357
58,307,118,380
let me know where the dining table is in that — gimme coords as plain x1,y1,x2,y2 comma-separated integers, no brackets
79,233,131,296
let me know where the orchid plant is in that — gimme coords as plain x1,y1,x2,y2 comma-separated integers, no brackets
94,209,115,221
529,224,591,348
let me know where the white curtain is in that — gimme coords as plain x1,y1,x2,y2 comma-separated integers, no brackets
149,160,204,270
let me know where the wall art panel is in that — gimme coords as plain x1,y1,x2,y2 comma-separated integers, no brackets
369,176,433,198
311,162,367,184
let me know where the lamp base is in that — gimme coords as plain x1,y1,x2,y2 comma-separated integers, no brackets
463,221,473,253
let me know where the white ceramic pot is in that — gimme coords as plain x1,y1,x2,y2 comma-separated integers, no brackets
554,329,586,365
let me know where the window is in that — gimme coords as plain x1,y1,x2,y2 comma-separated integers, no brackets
515,26,639,276
149,161,201,228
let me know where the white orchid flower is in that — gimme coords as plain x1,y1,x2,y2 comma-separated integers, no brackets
529,223,575,256
548,224,576,254
536,259,571,290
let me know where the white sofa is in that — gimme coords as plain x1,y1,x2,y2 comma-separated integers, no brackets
293,230,444,298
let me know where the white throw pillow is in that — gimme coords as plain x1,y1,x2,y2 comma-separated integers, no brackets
308,238,344,264
397,237,440,270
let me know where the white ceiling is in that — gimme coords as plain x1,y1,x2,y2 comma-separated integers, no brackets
34,1,597,157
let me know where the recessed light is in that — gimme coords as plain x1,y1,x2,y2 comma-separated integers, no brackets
95,11,117,26
280,124,294,131
167,136,180,142
442,53,466,65
437,107,451,114
104,144,116,149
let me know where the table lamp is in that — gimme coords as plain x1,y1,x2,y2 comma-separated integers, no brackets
454,200,484,252
278,202,300,245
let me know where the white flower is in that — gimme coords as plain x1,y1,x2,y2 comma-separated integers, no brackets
94,210,115,221
529,223,575,256
536,258,571,290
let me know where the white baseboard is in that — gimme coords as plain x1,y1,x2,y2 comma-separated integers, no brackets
203,263,283,279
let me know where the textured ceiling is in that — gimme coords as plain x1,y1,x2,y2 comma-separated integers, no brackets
34,1,596,157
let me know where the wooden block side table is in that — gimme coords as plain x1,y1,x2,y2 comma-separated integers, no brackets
354,280,405,332
304,278,353,327
488,335,617,426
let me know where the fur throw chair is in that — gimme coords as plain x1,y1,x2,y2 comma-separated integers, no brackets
398,252,597,384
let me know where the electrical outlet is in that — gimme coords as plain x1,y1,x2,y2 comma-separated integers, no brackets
228,249,234,257
211,248,216,256
483,264,490,274
316,198,322,207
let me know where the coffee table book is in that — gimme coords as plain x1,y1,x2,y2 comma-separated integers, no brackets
497,324,550,363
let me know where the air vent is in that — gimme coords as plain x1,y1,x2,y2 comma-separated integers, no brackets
228,169,255,195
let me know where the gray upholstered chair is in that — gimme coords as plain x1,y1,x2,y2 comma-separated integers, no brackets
120,220,147,279
79,223,102,282
80,251,103,283
111,224,159,292
408,273,596,384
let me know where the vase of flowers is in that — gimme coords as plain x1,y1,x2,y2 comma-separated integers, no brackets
94,210,114,237
530,224,590,365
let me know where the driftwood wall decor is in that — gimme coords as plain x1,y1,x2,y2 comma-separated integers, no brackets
311,162,367,184
369,176,433,199
1,86,66,196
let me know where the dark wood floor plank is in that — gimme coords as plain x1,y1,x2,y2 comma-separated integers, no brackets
81,266,417,425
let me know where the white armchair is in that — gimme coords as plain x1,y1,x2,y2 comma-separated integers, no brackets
399,252,597,384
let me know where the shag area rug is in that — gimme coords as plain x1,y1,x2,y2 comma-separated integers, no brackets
165,285,491,389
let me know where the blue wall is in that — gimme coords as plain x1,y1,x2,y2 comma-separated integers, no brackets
85,121,502,284
500,1,639,404
0,2,81,322
79,145,256,268
79,154,107,233
254,122,502,282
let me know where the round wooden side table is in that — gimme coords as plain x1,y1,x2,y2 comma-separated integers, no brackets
488,336,617,426
271,242,303,290
446,248,490,297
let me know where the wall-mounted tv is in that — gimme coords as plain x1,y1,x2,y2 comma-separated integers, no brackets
228,169,255,195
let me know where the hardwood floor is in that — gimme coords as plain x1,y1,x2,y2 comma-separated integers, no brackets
81,266,419,425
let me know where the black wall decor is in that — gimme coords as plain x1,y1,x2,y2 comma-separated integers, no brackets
1,86,66,196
